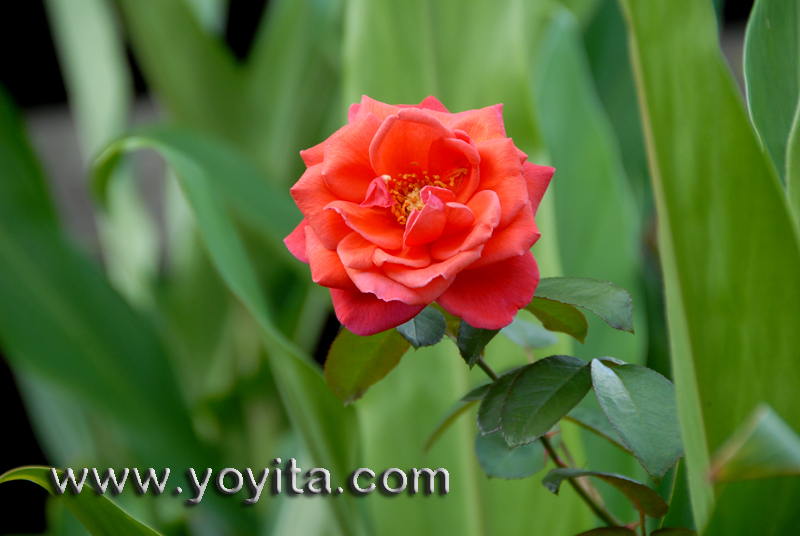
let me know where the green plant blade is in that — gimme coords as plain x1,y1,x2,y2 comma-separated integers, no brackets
543,468,669,518
591,360,683,481
500,317,559,350
619,0,800,531
325,328,411,405
534,277,634,333
564,406,631,454
709,403,800,483
743,0,800,183
92,131,366,536
0,467,161,536
457,321,500,368
475,432,546,480
396,306,447,348
525,297,589,343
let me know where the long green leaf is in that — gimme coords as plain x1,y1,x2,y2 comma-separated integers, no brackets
618,0,800,531
0,467,161,536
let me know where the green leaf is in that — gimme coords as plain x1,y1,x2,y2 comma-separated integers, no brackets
424,399,479,455
619,0,800,531
534,277,634,333
574,529,637,536
396,306,447,348
651,529,697,536
743,0,800,182
709,403,800,483
477,367,526,435
787,102,800,222
462,383,492,402
325,328,411,405
500,317,559,350
564,406,631,453
0,467,161,536
475,432,546,480
456,320,500,368
543,468,669,518
591,360,683,481
500,355,593,448
525,297,589,343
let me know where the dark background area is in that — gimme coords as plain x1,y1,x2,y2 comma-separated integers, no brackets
0,0,754,533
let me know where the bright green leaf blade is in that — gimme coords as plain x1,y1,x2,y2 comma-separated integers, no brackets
591,360,683,481
575,529,637,536
396,306,446,348
500,316,559,350
0,467,161,536
325,328,411,405
619,0,800,530
525,297,589,343
457,321,500,368
787,104,800,222
543,468,669,518
477,367,526,435
651,529,697,535
475,432,546,480
534,277,634,333
564,406,631,454
500,355,593,448
423,399,478,455
710,403,800,483
743,0,800,182
659,459,695,531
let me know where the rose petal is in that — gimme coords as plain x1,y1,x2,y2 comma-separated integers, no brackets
443,202,475,234
290,164,351,249
415,95,450,113
369,109,455,176
352,95,404,121
330,288,425,336
325,200,404,250
322,113,383,202
439,104,506,143
284,219,309,263
469,203,540,269
431,190,501,261
372,246,431,268
383,246,483,288
337,232,377,270
421,185,456,204
305,226,356,290
361,176,395,208
345,266,452,304
436,251,539,330
475,138,529,228
523,162,554,216
403,193,446,247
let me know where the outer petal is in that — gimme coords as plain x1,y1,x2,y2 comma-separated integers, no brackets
415,95,450,113
469,203,540,269
431,190,501,261
438,104,506,143
436,251,539,330
284,219,308,263
305,226,355,290
475,138,529,228
369,109,455,175
352,95,404,121
345,266,452,304
325,200,404,250
383,247,483,288
522,162,554,216
290,164,351,249
322,113,383,202
330,288,425,336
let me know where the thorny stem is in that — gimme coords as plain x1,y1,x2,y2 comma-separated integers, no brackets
476,358,622,528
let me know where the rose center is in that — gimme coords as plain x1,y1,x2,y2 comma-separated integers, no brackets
385,167,467,225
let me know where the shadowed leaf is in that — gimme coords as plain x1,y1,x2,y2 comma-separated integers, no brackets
534,277,634,333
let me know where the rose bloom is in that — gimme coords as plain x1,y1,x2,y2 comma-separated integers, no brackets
284,96,553,336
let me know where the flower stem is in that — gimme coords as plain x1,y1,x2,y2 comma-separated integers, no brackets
475,358,622,527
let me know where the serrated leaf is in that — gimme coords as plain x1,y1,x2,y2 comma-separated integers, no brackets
325,328,411,405
499,355,593,448
500,316,559,350
709,403,800,483
591,360,683,481
477,367,525,435
534,277,634,333
575,529,637,536
457,320,500,367
475,432,546,480
564,406,631,453
462,383,491,402
542,468,669,518
424,399,479,455
396,306,446,348
0,467,161,536
525,297,588,343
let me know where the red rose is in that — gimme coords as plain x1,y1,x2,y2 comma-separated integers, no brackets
284,96,553,336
